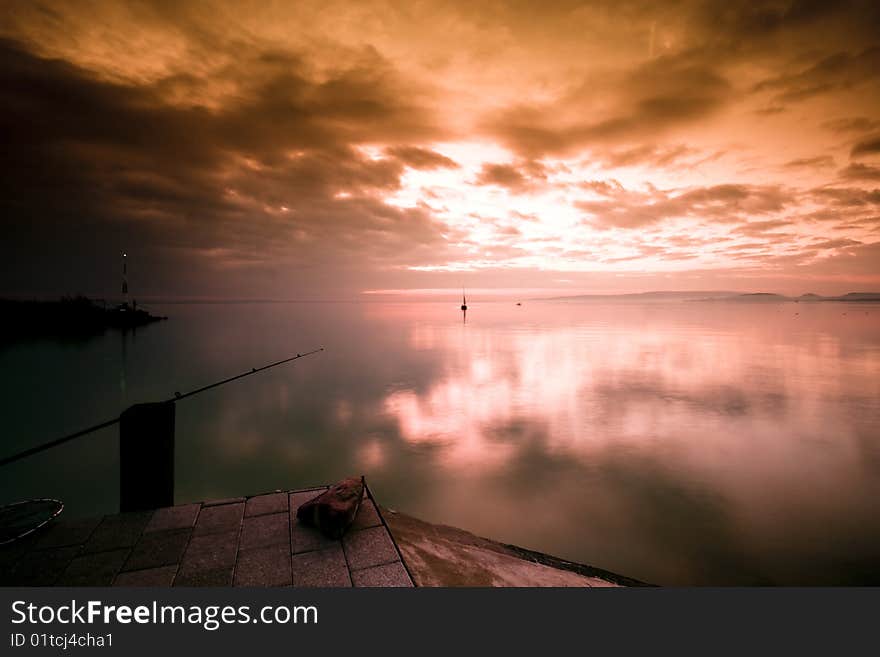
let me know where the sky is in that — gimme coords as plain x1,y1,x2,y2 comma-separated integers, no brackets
2,0,879,299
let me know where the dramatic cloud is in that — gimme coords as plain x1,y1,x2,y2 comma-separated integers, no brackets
851,135,880,157
822,117,880,134
1,0,879,298
754,47,880,103
578,184,789,230
386,147,459,170
784,156,835,169
839,163,880,181
484,55,732,159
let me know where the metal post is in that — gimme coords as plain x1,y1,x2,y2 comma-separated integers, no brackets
119,401,175,512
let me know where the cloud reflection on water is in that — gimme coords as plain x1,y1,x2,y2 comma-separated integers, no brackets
374,301,880,584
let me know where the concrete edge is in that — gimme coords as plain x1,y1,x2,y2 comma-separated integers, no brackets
381,507,653,587
363,479,417,587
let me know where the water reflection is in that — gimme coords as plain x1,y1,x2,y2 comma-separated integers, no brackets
1,300,879,584
372,301,880,584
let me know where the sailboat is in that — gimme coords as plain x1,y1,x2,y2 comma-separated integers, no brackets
461,288,467,311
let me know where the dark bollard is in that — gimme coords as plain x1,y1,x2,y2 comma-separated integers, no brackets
119,401,175,512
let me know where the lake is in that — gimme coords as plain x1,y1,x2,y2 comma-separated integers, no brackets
2,299,879,585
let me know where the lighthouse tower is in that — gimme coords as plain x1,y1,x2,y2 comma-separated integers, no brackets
121,252,129,308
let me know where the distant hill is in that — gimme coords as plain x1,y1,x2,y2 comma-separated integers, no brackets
709,292,790,303
696,292,880,303
835,292,880,301
541,291,880,303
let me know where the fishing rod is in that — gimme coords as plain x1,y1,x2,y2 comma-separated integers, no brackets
0,347,324,468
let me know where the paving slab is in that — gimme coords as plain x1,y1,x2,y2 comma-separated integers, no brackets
178,530,239,575
245,492,288,517
239,512,289,551
57,548,130,586
234,544,291,587
33,517,101,550
122,528,191,572
82,512,151,554
350,498,382,531
7,545,81,586
203,497,246,507
1,482,640,588
291,545,351,587
113,565,178,587
343,525,399,571
145,504,200,533
193,502,244,536
289,488,327,511
174,567,233,587
0,533,42,583
291,520,338,554
351,561,413,587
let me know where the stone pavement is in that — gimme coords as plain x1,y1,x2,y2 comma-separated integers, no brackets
0,485,413,587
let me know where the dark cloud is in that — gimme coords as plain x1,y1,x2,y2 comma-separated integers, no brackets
580,179,625,197
754,46,880,103
485,54,731,158
810,186,880,207
385,146,459,170
579,184,788,230
754,106,786,116
810,237,862,250
851,135,880,157
734,220,793,236
475,163,529,190
473,161,549,192
0,37,456,297
592,144,712,169
839,163,880,181
1,1,879,295
692,0,864,42
784,156,835,169
821,116,880,134
787,239,880,277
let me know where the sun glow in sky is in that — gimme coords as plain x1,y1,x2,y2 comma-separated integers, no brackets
1,1,879,298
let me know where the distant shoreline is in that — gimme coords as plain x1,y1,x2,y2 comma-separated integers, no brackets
542,291,880,303
0,296,167,342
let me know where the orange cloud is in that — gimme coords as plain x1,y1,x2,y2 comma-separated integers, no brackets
1,1,879,297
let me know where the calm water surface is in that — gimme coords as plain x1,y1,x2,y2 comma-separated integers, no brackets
2,300,879,585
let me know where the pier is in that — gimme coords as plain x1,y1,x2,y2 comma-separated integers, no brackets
1,483,412,587
0,480,639,587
